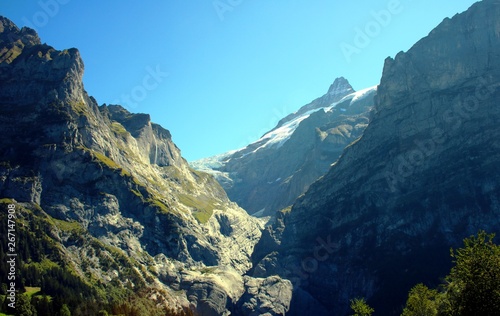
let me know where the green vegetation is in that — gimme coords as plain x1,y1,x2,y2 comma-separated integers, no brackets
110,121,129,137
0,202,193,316
147,197,170,214
347,231,500,315
77,145,131,177
24,287,42,298
402,284,439,316
192,209,213,224
92,151,120,170
69,100,88,116
401,230,500,315
51,218,84,234
163,166,196,192
178,194,215,224
1,45,22,64
350,298,374,316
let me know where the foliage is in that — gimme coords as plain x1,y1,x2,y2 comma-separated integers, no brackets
443,230,500,315
401,284,438,316
15,294,35,316
110,121,129,136
69,100,88,116
0,200,200,316
59,304,71,316
350,298,374,316
178,194,215,224
401,230,500,316
31,295,54,316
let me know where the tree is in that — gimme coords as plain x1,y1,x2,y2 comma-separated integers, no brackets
350,298,374,316
59,304,71,316
401,283,438,316
32,295,54,316
15,294,36,316
443,230,500,315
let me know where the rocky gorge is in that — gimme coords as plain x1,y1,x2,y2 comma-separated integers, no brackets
1,0,500,315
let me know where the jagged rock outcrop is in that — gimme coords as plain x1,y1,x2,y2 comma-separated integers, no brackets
264,1,500,315
0,16,290,315
237,276,293,316
193,80,376,217
274,77,355,128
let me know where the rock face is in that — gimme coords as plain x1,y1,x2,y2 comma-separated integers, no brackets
274,77,355,129
237,276,293,316
0,16,290,315
192,79,376,217
264,0,500,314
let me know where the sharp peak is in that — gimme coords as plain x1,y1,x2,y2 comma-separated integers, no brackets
327,77,355,95
0,16,41,45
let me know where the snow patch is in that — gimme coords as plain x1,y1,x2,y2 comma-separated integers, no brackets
248,85,378,152
351,85,378,103
257,114,310,149
191,84,378,169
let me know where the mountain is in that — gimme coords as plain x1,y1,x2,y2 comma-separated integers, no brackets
254,0,500,314
192,78,377,217
0,16,293,316
3,0,500,314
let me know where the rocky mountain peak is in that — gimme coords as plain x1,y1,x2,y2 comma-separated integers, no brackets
0,16,296,316
327,76,354,97
0,17,84,111
273,76,356,130
0,16,41,64
193,77,376,217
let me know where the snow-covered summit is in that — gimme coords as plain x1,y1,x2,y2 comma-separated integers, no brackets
192,83,378,166
253,84,378,151
191,79,377,217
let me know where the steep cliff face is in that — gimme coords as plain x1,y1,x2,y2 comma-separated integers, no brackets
270,0,500,314
0,16,291,315
193,79,376,217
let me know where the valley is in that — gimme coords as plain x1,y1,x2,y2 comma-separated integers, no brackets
1,1,500,315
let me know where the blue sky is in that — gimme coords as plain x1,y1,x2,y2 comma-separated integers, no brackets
2,1,478,161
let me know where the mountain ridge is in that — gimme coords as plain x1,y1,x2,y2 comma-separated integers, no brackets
257,0,500,314
192,78,377,217
2,0,500,314
0,16,293,316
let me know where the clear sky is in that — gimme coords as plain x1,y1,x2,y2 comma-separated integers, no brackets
2,1,479,161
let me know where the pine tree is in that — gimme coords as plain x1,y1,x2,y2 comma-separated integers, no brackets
350,298,374,316
32,295,54,316
16,294,36,316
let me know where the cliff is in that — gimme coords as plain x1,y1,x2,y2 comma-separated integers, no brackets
0,16,291,315
258,1,500,314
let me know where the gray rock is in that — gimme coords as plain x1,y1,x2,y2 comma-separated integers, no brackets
238,276,292,316
277,0,500,314
0,16,272,315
